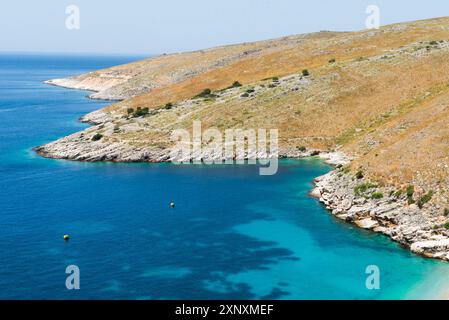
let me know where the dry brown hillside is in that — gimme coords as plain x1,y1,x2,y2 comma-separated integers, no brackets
39,17,449,204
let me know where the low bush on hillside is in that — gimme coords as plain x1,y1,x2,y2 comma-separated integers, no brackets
406,185,415,204
417,191,434,209
371,192,384,200
193,88,218,99
302,69,310,77
91,133,103,141
354,183,377,196
394,189,403,198
134,107,149,117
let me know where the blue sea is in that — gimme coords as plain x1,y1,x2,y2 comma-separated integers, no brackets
0,53,448,300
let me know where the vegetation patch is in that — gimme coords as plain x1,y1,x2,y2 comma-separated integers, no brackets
371,192,384,200
91,133,103,141
164,102,174,110
406,185,415,204
394,189,403,198
193,88,218,99
354,182,377,196
417,191,434,209
133,107,150,117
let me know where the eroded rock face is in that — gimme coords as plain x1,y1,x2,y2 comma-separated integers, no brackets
312,170,449,261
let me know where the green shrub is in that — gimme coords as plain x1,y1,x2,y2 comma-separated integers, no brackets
127,108,134,115
444,208,449,216
200,88,211,95
406,185,415,204
417,191,434,209
232,81,242,88
430,40,438,46
394,189,403,198
194,88,217,99
355,170,364,179
297,146,307,152
329,58,336,63
354,183,377,196
164,103,173,110
241,93,249,98
246,88,255,94
406,185,414,197
371,192,384,200
91,133,103,141
302,69,310,77
134,107,149,117
444,222,449,230
272,77,279,81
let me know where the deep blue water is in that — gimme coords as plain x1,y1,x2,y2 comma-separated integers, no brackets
0,53,448,300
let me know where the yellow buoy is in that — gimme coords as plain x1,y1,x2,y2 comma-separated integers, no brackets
170,202,175,208
63,234,70,241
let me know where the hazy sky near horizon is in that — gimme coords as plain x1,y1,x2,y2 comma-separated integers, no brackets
1,0,448,55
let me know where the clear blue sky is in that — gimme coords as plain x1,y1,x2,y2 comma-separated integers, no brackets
1,0,448,55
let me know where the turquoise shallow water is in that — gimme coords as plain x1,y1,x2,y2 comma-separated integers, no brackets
0,53,448,299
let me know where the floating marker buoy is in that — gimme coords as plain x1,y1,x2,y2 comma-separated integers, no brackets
63,234,70,241
170,202,175,208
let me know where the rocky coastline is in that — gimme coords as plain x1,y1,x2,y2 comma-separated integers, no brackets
33,116,449,262
44,75,131,101
311,167,449,261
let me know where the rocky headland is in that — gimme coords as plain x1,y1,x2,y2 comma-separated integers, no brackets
312,169,449,261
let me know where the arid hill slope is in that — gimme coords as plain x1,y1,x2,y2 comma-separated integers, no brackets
39,17,449,205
